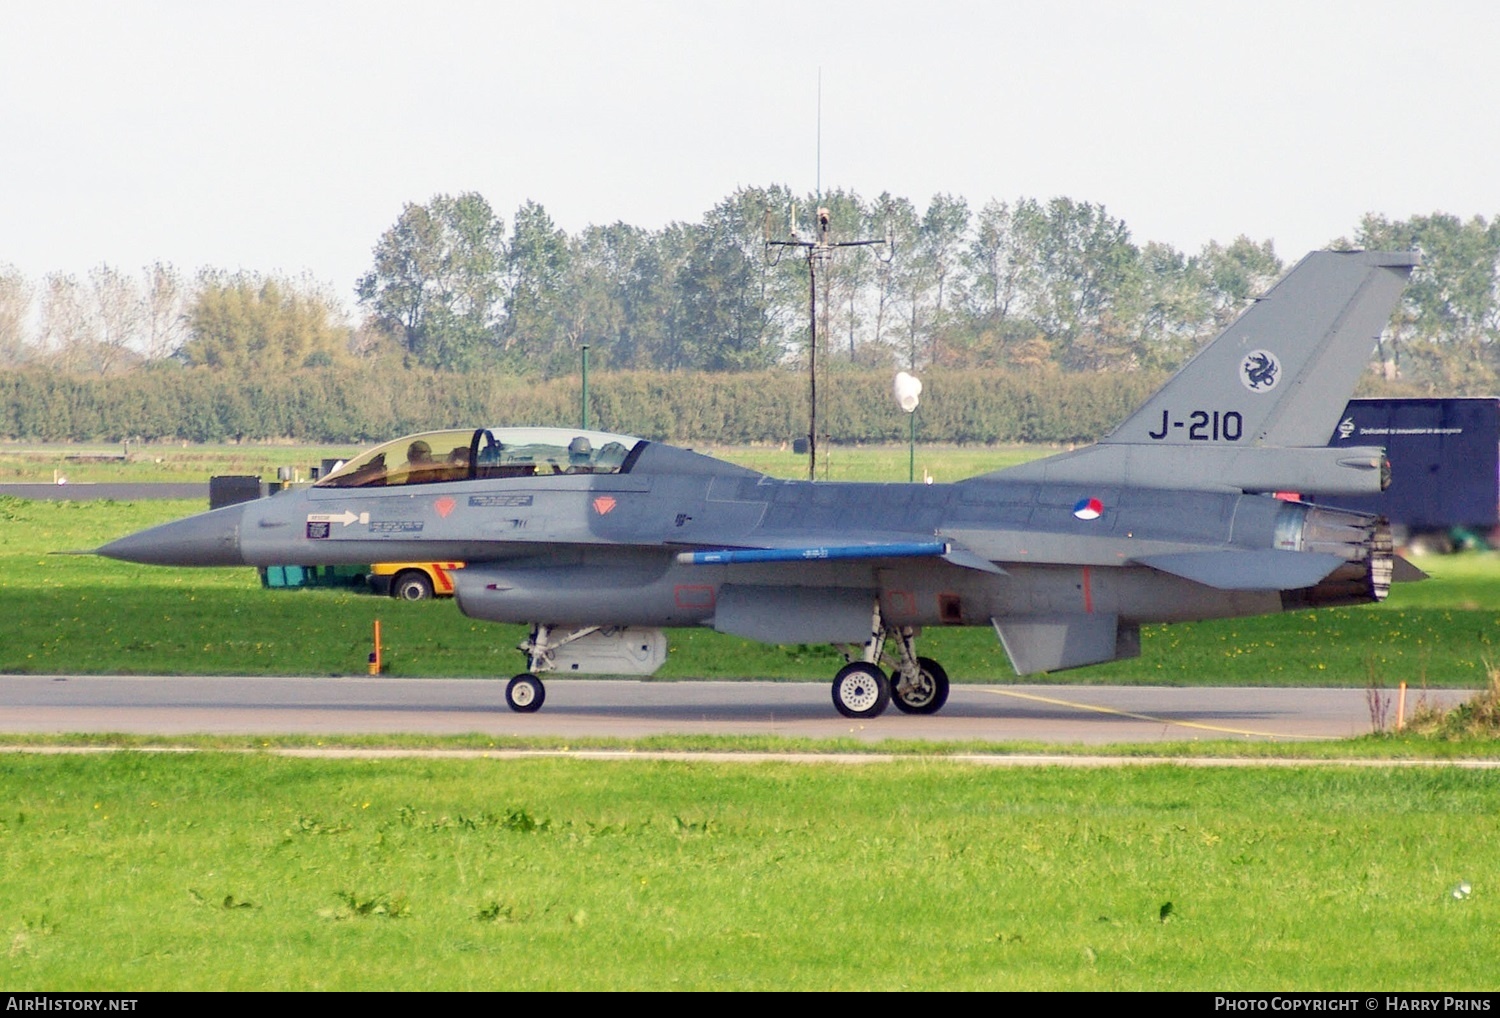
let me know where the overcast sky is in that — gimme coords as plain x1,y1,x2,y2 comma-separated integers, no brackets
2,0,1496,307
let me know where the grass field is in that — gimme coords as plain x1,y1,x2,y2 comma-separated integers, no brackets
1,494,1495,687
0,442,364,485
1,751,1496,991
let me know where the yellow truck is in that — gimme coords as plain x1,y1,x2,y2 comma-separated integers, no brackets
367,562,466,601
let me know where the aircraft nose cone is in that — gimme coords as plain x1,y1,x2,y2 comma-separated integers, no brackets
96,503,249,566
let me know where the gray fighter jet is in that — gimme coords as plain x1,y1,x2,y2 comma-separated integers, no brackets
100,250,1420,718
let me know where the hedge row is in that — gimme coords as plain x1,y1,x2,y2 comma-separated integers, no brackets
0,366,1165,445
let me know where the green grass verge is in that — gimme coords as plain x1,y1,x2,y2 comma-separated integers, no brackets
3,495,1496,687
1,752,1495,990
1,729,1499,758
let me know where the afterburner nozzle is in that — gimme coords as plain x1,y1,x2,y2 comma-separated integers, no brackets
96,503,249,567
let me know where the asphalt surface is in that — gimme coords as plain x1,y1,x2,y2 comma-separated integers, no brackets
0,675,1474,744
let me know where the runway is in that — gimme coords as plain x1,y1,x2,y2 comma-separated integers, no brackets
0,675,1472,744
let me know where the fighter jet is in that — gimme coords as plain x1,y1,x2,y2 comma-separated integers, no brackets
99,250,1420,718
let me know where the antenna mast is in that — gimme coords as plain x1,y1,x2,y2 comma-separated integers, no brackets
765,72,891,481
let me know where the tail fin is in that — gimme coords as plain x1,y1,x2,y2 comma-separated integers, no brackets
989,250,1418,495
1105,250,1418,447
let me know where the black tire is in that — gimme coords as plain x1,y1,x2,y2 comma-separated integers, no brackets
831,662,890,719
392,570,434,601
891,656,950,715
505,673,546,713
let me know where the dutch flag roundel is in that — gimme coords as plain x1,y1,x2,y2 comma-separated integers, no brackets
1073,497,1104,521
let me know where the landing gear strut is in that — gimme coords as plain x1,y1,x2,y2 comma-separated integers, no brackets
831,603,951,719
504,623,604,713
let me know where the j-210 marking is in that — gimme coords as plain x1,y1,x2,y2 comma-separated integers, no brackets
1147,409,1244,441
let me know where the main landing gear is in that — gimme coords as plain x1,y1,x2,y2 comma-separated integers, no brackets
830,604,950,720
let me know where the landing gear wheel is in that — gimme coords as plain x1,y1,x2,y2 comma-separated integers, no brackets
831,662,890,719
505,673,546,713
392,570,434,601
891,656,950,715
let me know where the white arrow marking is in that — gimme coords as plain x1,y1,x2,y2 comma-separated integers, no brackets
307,511,361,527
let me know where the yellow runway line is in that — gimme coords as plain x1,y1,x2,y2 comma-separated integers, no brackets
978,686,1326,740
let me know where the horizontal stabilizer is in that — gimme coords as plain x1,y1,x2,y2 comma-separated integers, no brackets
1392,556,1428,583
1135,550,1347,590
992,614,1141,675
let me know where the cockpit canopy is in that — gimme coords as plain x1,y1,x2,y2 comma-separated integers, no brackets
316,427,646,489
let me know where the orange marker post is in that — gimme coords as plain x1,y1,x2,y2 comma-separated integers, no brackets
369,619,382,675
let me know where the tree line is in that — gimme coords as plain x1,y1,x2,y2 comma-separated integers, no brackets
2,189,1498,393
0,365,1164,446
